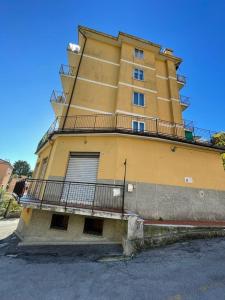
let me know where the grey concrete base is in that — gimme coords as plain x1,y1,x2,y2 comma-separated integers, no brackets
123,181,225,221
49,178,225,221
122,215,144,256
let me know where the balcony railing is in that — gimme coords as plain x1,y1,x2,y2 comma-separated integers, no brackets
21,179,125,214
59,64,76,77
50,90,67,104
177,74,186,85
35,114,225,153
180,95,190,107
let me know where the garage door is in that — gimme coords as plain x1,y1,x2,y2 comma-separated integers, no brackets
62,153,100,204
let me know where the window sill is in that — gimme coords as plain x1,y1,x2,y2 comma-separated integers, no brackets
132,104,146,108
134,56,144,60
133,78,145,82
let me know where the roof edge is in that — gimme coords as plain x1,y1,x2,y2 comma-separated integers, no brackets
77,25,182,64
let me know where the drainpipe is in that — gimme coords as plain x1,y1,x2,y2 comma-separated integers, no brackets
122,159,127,216
62,29,87,129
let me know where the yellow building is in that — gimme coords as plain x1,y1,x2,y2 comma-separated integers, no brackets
16,26,225,254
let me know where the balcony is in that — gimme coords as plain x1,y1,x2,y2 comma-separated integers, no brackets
67,45,81,69
20,179,125,214
177,74,186,89
59,64,76,77
180,95,190,111
50,90,67,116
35,114,225,153
59,64,76,94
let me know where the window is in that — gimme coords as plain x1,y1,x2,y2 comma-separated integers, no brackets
133,68,144,81
132,121,145,132
83,217,103,236
50,214,69,230
134,48,144,59
133,92,145,106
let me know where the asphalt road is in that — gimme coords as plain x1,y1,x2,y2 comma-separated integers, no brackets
1,218,225,300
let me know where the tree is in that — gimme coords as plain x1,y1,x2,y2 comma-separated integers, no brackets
212,132,225,170
13,160,32,177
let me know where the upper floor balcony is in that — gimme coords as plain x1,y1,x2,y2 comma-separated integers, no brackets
59,64,76,95
59,64,76,77
50,90,67,104
50,90,67,116
67,44,81,68
35,114,225,153
177,74,186,89
180,95,190,111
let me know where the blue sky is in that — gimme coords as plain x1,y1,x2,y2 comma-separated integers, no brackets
1,0,225,169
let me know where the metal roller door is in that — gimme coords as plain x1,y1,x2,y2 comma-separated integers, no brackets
62,153,99,204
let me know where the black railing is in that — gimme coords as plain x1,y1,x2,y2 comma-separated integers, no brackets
35,114,225,153
177,74,186,84
180,95,190,107
59,64,76,77
36,118,58,153
50,90,67,104
21,179,124,213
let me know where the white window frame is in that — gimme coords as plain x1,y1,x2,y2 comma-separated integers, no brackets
133,68,144,81
134,48,144,59
133,92,145,107
132,120,145,132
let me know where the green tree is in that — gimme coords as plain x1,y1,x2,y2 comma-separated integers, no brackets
13,160,32,177
213,132,225,170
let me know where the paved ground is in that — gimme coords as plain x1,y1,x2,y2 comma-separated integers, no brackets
0,217,19,239
1,219,225,299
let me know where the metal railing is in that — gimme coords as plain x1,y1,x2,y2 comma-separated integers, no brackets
59,64,76,77
50,90,67,104
35,114,225,153
36,118,58,153
177,74,186,84
184,119,194,131
21,179,125,213
180,95,190,107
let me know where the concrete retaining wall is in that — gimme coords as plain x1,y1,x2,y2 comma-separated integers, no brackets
143,224,225,249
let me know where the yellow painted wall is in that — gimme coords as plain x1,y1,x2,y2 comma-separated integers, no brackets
62,31,183,124
46,136,119,180
116,136,225,191
21,208,33,225
36,135,225,191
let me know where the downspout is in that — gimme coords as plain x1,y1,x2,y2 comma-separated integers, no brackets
122,159,127,216
62,29,87,129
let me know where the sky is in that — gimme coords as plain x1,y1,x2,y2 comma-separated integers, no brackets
1,0,225,169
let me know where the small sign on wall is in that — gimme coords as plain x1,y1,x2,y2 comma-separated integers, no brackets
184,177,193,183
113,188,121,197
127,184,134,192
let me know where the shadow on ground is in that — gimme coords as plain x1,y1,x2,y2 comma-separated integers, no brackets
0,234,124,263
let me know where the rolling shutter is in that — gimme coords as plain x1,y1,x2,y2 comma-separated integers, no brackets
65,154,99,183
62,153,100,204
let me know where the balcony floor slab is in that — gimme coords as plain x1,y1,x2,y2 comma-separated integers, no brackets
20,198,130,221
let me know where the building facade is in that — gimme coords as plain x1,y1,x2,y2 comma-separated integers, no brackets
16,26,225,252
0,159,13,190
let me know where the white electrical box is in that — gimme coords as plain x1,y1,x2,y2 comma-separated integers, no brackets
184,177,193,183
127,184,134,192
